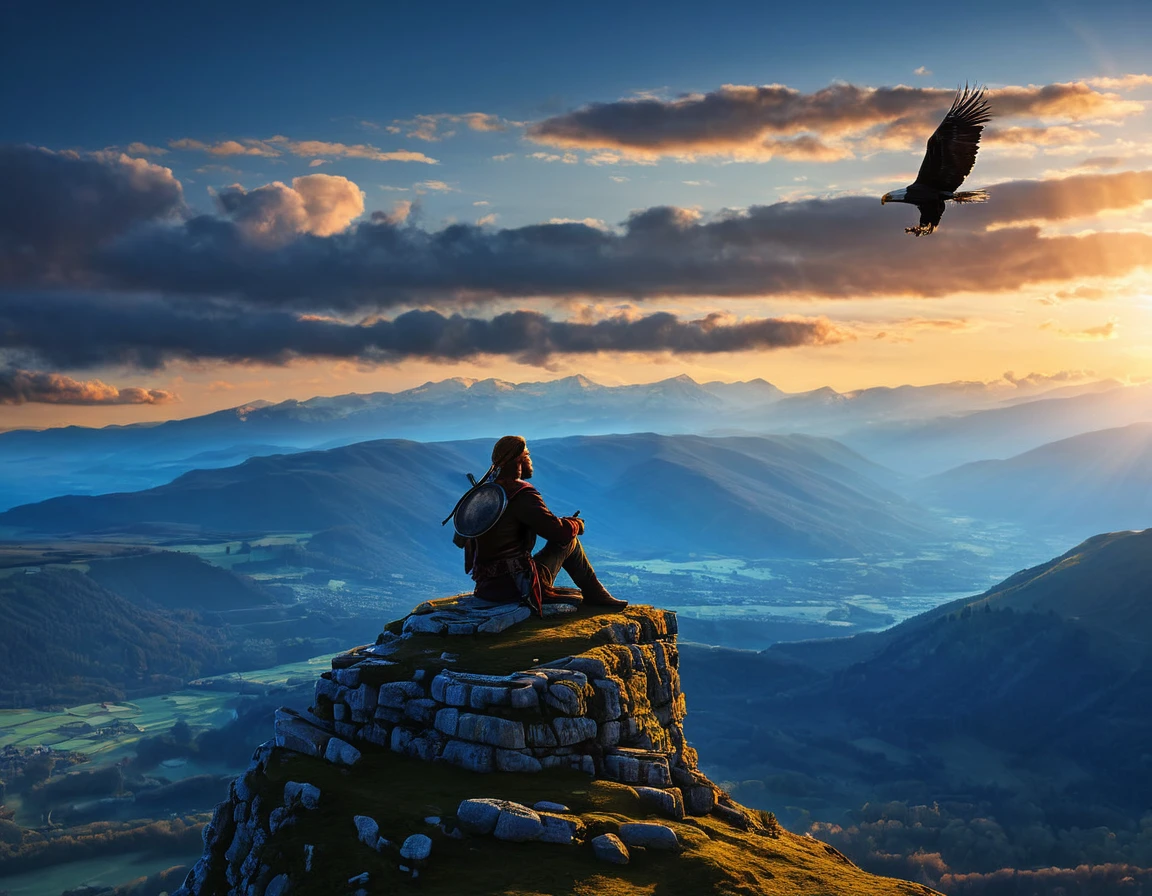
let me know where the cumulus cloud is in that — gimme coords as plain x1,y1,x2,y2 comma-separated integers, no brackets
0,294,847,369
7,144,1152,309
122,142,169,156
982,169,1152,225
399,112,511,141
527,77,1149,162
215,174,365,245
0,144,183,278
0,367,175,405
169,136,438,164
170,138,280,157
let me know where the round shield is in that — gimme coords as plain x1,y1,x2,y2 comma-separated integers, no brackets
452,482,508,537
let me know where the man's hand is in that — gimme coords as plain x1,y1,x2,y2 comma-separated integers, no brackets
565,515,586,536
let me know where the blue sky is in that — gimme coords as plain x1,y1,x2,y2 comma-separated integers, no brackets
2,0,1152,428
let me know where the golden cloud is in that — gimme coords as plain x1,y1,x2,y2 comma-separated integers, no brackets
527,76,1150,163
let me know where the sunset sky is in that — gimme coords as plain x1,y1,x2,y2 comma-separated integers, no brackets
3,0,1152,430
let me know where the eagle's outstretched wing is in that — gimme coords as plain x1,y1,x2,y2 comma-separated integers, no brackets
914,85,991,194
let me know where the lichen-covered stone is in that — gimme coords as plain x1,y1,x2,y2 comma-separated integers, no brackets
544,681,586,716
273,713,330,758
493,803,543,842
456,713,525,749
442,739,495,773
553,716,597,746
526,723,558,748
269,806,295,833
354,815,379,849
495,749,542,773
592,833,630,864
538,813,581,844
401,833,432,863
456,798,504,834
619,822,680,851
323,737,361,766
634,785,685,820
404,698,438,724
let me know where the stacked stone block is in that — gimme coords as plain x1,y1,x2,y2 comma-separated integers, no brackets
275,605,709,813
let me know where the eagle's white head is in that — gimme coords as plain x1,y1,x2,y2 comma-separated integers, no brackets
880,188,908,205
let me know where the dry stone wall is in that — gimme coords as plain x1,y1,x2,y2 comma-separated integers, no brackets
271,599,716,812
176,598,729,896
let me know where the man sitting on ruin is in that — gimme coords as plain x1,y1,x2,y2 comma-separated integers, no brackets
456,435,627,614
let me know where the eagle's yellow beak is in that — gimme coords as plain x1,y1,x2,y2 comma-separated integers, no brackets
880,194,890,205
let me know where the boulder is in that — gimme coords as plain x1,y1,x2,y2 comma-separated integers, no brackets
283,781,320,811
533,800,570,813
400,834,432,864
495,749,543,773
591,833,630,864
539,813,581,845
323,738,361,766
265,873,291,896
455,714,526,750
618,822,680,851
634,786,685,820
354,815,379,849
457,798,504,835
493,803,543,842
441,740,495,773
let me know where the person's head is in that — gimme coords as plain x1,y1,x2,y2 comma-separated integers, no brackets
492,435,532,479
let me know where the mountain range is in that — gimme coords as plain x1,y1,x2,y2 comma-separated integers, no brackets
0,433,946,578
1,373,1142,509
684,528,1152,825
917,421,1152,539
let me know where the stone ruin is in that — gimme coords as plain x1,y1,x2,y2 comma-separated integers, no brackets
175,595,751,895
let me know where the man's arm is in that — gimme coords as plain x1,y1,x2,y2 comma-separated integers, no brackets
509,485,581,542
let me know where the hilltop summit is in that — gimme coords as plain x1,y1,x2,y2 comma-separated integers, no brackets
174,595,937,896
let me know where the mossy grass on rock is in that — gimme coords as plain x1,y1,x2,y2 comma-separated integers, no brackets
175,596,940,896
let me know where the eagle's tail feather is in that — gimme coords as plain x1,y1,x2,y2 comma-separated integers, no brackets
952,190,988,203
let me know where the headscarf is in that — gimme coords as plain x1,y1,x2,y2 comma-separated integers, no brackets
491,435,527,474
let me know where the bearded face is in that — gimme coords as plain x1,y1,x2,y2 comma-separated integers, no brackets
520,451,534,479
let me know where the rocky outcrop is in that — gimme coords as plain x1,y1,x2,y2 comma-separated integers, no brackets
175,595,940,896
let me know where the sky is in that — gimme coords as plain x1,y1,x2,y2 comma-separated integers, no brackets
2,0,1152,430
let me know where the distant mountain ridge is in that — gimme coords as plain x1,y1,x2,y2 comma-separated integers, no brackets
918,421,1152,538
0,433,946,578
0,372,1133,509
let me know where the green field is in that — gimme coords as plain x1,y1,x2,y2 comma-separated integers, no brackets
0,653,334,765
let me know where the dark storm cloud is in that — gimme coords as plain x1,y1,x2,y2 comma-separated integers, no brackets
0,294,844,369
4,143,1152,309
0,367,175,405
0,144,183,280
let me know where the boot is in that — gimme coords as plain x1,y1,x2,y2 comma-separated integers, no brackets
581,584,628,609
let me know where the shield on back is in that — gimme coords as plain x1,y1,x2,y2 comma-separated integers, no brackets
452,482,508,537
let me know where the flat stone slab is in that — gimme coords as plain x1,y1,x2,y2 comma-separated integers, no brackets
402,593,533,637
399,591,583,637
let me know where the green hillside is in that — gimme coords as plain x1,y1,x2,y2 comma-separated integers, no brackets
86,550,274,612
0,569,230,707
0,434,945,576
677,530,1152,890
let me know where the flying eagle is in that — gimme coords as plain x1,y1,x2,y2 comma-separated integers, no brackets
881,85,991,236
